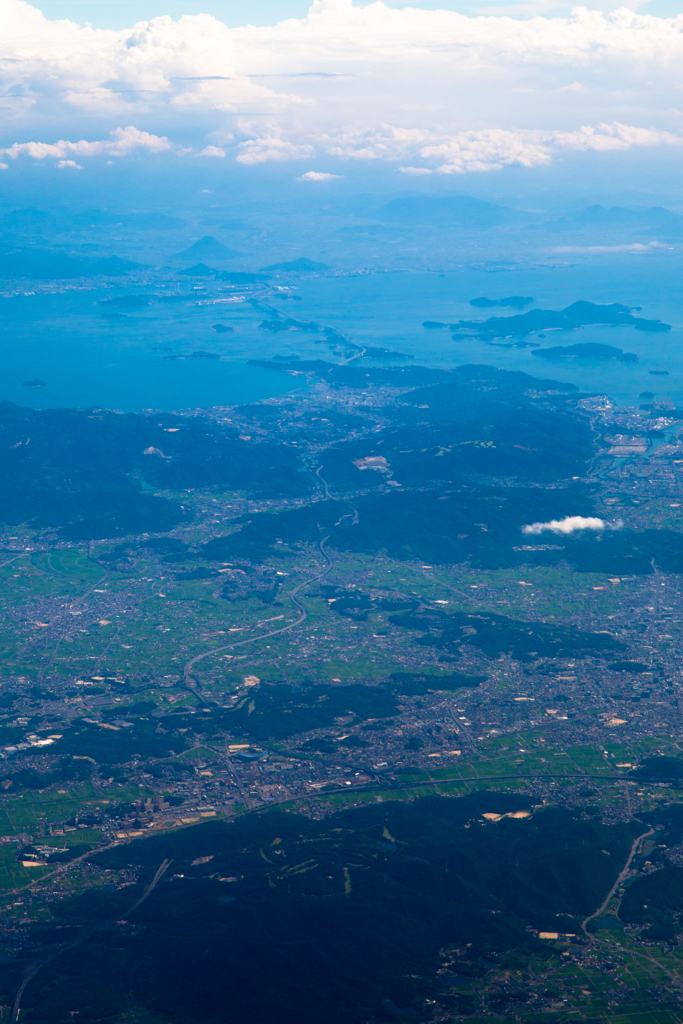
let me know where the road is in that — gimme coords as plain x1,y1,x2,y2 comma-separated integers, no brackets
581,827,654,939
181,464,346,696
10,858,172,1023
181,533,334,699
4,768,663,1021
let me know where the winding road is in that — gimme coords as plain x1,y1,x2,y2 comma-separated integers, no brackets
10,858,172,1023
581,827,654,939
181,465,349,697
182,534,334,698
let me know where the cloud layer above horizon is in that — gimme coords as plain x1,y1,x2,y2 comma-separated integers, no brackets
3,0,683,176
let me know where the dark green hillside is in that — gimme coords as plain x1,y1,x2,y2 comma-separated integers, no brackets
201,485,595,566
49,717,188,764
0,483,186,540
389,607,623,661
388,669,485,692
316,366,593,488
620,866,683,941
0,403,311,537
7,796,640,1024
202,471,683,577
330,487,595,566
149,676,481,746
201,499,342,563
224,683,399,739
630,755,683,780
524,527,683,575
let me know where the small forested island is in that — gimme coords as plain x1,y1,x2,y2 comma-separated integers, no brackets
426,300,671,339
362,346,413,360
533,342,638,362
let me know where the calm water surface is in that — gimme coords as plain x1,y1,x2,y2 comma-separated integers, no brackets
1,254,681,411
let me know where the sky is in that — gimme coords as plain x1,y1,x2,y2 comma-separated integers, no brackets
28,0,683,27
2,0,683,200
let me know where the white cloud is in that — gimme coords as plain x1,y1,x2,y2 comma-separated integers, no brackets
0,2,297,119
228,0,683,70
2,0,683,174
553,242,666,253
553,122,681,153
56,159,82,169
411,123,681,174
0,126,171,163
236,134,315,164
297,170,342,179
558,81,587,92
418,129,553,174
226,120,681,173
522,515,622,535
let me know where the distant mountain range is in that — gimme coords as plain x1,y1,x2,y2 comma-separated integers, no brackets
0,248,141,279
367,195,683,238
0,207,185,232
378,194,514,229
539,204,683,237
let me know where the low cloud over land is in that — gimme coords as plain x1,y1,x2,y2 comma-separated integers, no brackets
522,516,623,535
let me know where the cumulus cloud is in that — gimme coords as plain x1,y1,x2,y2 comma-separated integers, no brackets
2,0,683,173
236,135,315,164
522,515,622,535
0,126,171,162
1,119,676,174
228,0,683,71
229,120,681,173
297,170,342,179
399,122,680,174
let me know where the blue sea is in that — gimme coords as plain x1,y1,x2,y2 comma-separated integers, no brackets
297,256,683,409
1,251,680,412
